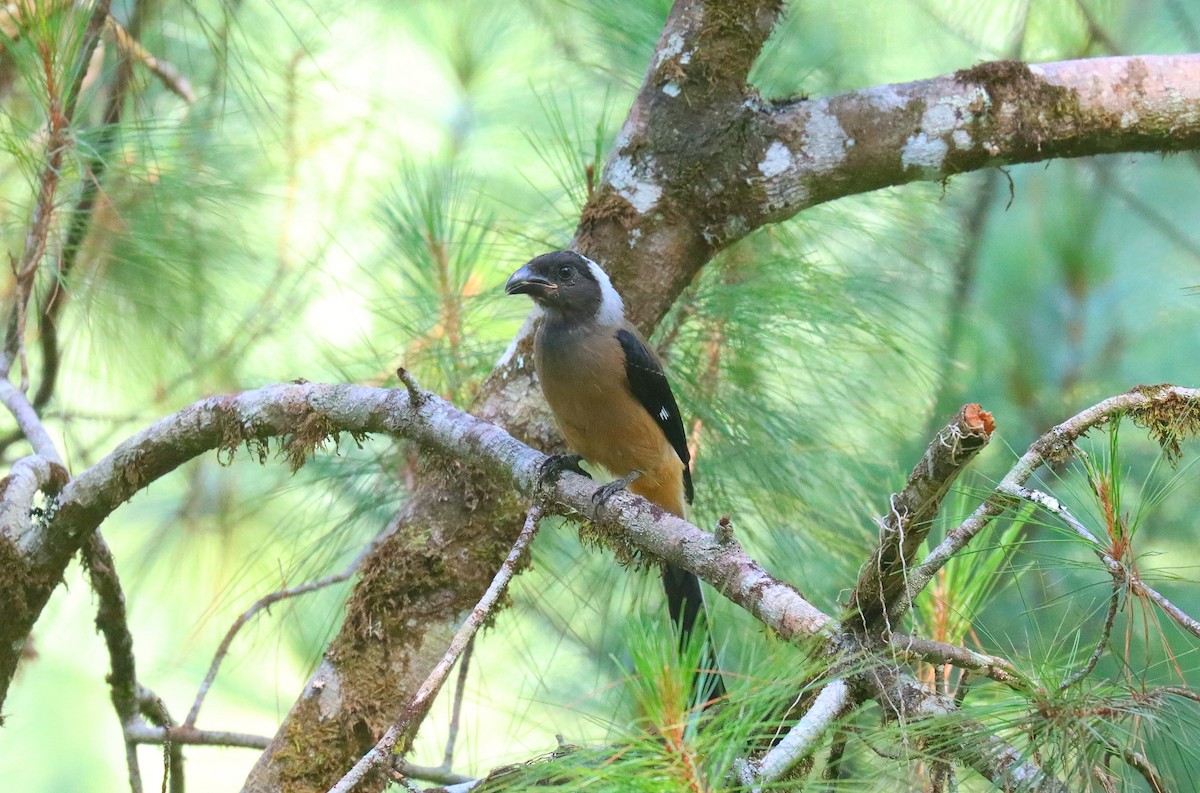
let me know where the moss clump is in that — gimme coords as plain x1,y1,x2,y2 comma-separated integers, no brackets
1128,384,1200,464
955,59,1081,139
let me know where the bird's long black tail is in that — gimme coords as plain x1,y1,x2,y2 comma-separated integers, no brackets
662,563,726,704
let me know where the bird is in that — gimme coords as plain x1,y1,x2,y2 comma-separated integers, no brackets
505,249,724,703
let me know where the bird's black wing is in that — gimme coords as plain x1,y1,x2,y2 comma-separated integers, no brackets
616,328,693,503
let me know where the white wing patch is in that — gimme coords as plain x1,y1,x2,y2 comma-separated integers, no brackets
579,254,625,327
658,406,670,421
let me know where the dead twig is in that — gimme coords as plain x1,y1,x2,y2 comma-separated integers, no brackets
907,386,1200,615
326,504,543,793
849,403,994,633
105,15,196,103
184,543,377,728
80,532,143,793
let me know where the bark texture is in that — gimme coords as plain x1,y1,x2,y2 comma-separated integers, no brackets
242,43,1200,792
847,404,994,633
0,0,1197,788
242,3,789,790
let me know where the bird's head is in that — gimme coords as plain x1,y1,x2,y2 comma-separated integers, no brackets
505,250,624,326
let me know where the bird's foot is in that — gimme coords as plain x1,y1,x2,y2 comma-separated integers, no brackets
539,454,591,488
592,470,642,510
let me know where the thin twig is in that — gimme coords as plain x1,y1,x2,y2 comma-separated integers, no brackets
126,723,270,749
1144,686,1200,706
822,730,847,781
1091,165,1200,267
325,505,543,793
184,543,375,727
136,688,183,793
106,15,196,103
391,760,474,786
0,376,62,463
81,531,144,793
443,638,473,769
397,367,426,408
1006,485,1200,641
1130,579,1200,641
1060,578,1122,691
907,386,1200,615
1114,745,1165,793
953,672,972,708
737,679,853,789
886,634,1032,692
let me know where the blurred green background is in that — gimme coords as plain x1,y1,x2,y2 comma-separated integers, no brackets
0,0,1198,790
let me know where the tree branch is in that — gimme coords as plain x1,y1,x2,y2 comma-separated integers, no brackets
4,4,1195,789
748,56,1200,229
0,454,66,541
0,374,1071,791
105,14,196,103
737,679,853,789
18,380,1185,793
126,724,270,750
0,378,62,464
1003,484,1200,641
905,385,1200,617
136,687,184,793
848,404,994,633
392,761,473,787
868,666,1069,793
326,505,543,793
184,532,384,728
239,6,1200,786
81,532,145,793
886,634,1032,692
1059,577,1121,691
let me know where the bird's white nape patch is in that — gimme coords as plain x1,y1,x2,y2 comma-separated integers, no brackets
579,255,625,327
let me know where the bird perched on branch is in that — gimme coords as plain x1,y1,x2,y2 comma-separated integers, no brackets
505,250,723,703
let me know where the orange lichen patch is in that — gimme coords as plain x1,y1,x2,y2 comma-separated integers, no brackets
962,403,995,436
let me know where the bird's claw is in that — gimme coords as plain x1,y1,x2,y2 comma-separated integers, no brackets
592,470,642,510
539,454,591,488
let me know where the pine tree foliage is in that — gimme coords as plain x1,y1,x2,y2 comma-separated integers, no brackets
0,0,1197,791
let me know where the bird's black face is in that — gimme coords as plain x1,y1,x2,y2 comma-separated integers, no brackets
505,251,604,322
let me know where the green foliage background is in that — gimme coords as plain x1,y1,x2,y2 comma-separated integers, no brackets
0,0,1198,790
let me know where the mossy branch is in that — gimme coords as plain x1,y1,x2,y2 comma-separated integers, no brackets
906,385,1200,617
848,404,994,634
0,377,1123,791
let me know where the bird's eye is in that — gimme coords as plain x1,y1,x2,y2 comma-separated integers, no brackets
557,265,573,280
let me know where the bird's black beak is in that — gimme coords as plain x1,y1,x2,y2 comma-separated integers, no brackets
505,265,554,297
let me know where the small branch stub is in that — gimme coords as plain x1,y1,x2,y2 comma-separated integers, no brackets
397,367,426,409
848,403,994,633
